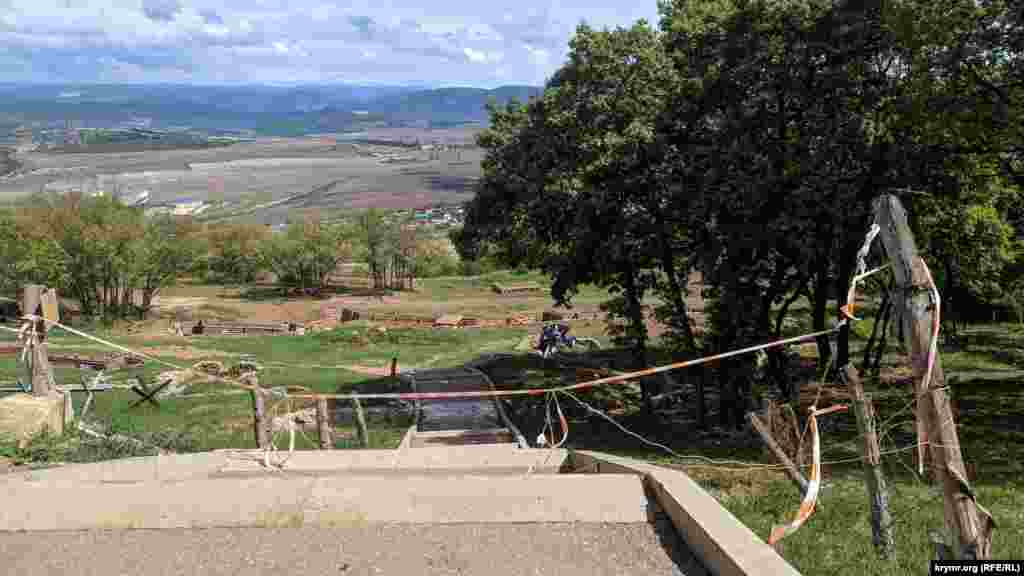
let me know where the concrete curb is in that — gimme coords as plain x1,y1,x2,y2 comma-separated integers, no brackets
566,450,801,576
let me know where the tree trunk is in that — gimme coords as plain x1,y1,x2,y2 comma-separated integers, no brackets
861,284,892,376
773,282,808,402
836,256,853,376
654,212,696,352
719,373,735,429
696,366,707,429
812,263,832,371
871,296,895,378
622,267,651,411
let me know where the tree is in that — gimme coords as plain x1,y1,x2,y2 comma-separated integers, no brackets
6,192,201,321
202,222,269,284
458,0,1022,427
357,209,399,290
132,215,201,317
413,236,460,278
260,217,354,292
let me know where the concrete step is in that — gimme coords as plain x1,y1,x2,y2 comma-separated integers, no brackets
407,428,517,448
1,447,570,487
216,446,565,477
1,451,230,488
0,474,649,531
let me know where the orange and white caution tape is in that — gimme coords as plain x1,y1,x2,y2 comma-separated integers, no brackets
24,313,842,402
917,257,941,476
840,264,891,321
768,404,848,545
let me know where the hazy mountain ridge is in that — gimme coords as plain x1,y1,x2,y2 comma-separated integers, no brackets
0,83,542,137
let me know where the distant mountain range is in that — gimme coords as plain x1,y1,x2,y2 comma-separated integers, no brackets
0,83,543,138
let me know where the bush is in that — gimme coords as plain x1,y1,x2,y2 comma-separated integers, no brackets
458,257,500,277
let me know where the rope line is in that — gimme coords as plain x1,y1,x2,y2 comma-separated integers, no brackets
21,313,843,402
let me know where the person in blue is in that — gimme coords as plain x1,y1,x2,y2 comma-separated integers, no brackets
538,322,575,354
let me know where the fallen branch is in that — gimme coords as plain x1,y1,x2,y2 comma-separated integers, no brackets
76,422,169,453
747,411,810,495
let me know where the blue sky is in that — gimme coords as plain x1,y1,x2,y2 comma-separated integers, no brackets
0,0,661,86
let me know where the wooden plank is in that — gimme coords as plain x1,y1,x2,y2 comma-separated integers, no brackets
40,288,59,328
874,194,994,559
434,314,463,327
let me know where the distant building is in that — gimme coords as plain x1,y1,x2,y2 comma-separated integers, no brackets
171,197,205,216
14,126,33,152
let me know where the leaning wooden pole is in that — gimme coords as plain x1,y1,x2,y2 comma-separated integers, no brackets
747,411,810,495
873,194,994,559
352,396,369,448
843,365,894,558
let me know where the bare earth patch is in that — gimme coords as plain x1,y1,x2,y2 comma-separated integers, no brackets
344,365,400,376
323,295,403,307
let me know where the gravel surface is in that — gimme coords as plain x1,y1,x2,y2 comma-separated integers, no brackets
1,523,699,576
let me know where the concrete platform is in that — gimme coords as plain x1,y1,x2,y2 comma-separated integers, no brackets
0,474,648,531
0,523,693,576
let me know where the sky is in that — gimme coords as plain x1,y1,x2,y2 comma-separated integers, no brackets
0,0,662,87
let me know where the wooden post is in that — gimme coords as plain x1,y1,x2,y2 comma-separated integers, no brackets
352,396,369,448
874,194,994,559
250,380,268,449
316,397,332,450
747,411,810,495
63,391,74,425
390,357,398,379
843,365,895,558
22,285,53,396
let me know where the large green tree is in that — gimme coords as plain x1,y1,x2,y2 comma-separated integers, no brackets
260,217,354,292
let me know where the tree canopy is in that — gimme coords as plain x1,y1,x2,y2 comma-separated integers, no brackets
457,0,1024,423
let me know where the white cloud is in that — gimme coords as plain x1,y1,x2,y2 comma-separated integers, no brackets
310,4,330,22
141,0,181,22
0,0,660,85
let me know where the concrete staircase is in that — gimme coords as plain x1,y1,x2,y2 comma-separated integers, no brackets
0,447,648,532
